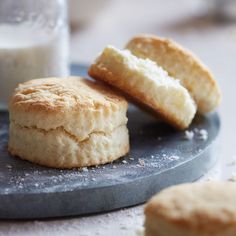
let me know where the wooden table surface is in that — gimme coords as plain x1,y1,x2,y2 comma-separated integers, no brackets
1,0,236,235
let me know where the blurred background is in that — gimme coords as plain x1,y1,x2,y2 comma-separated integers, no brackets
69,0,236,63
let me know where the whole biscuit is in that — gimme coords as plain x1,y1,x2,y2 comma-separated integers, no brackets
145,182,236,236
8,77,129,168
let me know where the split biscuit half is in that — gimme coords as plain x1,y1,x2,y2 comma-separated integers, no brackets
89,46,196,130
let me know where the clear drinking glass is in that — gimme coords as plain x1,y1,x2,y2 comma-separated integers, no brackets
0,0,69,110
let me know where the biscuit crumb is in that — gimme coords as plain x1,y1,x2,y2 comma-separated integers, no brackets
184,130,194,140
82,167,88,172
6,165,12,169
198,129,208,140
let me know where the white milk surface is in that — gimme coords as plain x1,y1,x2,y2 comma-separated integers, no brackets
0,24,69,109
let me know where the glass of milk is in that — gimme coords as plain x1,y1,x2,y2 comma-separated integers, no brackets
0,0,69,110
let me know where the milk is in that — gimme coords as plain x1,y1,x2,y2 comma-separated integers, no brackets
0,24,69,109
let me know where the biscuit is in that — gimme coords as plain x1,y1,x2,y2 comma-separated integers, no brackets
8,77,129,168
145,182,236,236
126,35,221,114
88,46,196,130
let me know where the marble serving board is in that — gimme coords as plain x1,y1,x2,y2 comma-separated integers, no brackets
0,64,220,219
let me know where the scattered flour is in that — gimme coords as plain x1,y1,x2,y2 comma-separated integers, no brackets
168,155,180,161
162,154,179,161
82,167,88,172
138,159,145,167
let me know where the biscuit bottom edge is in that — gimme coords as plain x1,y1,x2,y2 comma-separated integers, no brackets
8,123,129,169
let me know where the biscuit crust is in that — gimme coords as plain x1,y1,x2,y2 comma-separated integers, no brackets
145,182,236,236
8,77,129,168
126,35,221,114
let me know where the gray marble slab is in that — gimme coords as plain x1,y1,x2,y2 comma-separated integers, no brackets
0,65,220,219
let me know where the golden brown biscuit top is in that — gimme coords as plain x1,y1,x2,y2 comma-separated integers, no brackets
126,35,221,114
145,182,236,229
10,77,127,112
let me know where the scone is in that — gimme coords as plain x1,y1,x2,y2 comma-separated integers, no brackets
126,35,221,114
88,46,196,130
145,182,236,236
8,77,129,168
